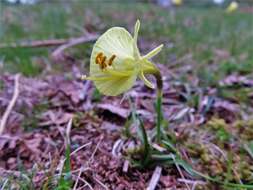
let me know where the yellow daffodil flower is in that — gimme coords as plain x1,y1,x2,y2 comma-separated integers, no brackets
226,1,238,13
84,20,163,96
172,0,182,6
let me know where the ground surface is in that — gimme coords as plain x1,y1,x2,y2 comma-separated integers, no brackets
0,1,253,189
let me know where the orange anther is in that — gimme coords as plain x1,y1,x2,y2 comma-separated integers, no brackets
108,55,116,66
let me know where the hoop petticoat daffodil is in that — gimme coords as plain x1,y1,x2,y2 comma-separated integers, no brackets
83,20,163,96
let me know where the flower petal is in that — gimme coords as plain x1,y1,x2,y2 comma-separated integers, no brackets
142,44,164,60
133,20,141,59
90,27,135,76
139,71,155,89
134,20,140,43
104,69,135,77
94,74,137,96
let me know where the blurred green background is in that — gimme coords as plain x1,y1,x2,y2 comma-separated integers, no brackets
0,0,252,88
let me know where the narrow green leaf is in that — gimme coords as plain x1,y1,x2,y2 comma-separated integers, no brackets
138,117,151,166
162,140,178,154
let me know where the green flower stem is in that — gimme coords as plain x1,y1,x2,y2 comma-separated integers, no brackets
145,67,163,143
156,90,162,143
153,70,163,143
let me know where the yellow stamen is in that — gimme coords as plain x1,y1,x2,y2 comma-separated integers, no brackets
101,55,107,69
96,52,118,70
108,54,116,66
95,52,103,64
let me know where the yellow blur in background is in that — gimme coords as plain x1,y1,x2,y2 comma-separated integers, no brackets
226,1,239,13
172,0,183,6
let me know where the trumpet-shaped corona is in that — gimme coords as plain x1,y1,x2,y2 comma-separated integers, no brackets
84,20,163,96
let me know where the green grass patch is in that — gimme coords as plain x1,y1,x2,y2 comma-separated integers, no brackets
1,2,252,80
1,47,48,76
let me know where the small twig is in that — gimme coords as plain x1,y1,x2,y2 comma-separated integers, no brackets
0,39,67,49
176,168,191,190
152,143,166,152
147,166,162,190
70,142,92,157
112,139,124,157
57,173,93,190
0,134,20,141
173,157,191,190
51,34,98,61
209,143,227,159
0,74,20,135
244,143,253,159
66,118,72,146
89,136,103,163
122,160,129,173
93,176,109,190
77,184,89,190
0,34,97,49
71,167,90,174
178,178,207,189
73,167,84,190
57,118,73,176
0,178,8,190
72,174,92,189
57,141,91,175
